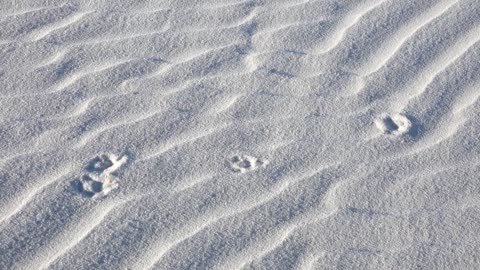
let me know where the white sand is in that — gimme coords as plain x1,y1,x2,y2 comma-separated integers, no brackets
1,0,480,269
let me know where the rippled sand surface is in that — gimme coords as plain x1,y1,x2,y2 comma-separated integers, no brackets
1,0,480,269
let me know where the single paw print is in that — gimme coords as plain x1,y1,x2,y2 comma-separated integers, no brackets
75,154,128,199
375,113,412,136
228,155,267,173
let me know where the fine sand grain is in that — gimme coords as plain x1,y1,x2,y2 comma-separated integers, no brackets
1,0,480,269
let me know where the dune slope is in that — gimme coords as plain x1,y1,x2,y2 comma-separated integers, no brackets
1,0,480,269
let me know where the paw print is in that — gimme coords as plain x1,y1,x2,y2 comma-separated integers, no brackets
75,154,128,199
86,154,114,174
375,113,412,136
228,155,267,173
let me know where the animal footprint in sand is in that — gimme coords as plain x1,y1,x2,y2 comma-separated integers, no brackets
375,113,412,136
228,155,267,173
77,174,119,199
76,154,128,199
86,154,114,174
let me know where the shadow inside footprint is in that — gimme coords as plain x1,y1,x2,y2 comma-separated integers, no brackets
86,154,114,174
74,153,127,199
74,175,104,198
382,117,400,132
375,113,413,136
229,155,267,173
73,179,95,198
238,159,252,169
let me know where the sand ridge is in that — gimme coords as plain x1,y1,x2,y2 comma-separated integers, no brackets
1,0,480,269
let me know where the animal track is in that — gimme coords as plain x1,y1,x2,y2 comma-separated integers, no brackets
228,155,267,173
75,154,128,199
375,113,412,136
76,174,119,198
86,154,114,173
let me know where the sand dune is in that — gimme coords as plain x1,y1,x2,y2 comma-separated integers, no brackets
1,0,480,269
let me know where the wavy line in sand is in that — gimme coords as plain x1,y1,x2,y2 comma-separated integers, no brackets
223,200,341,270
226,171,384,269
1,5,59,17
172,175,216,194
313,0,387,54
27,10,93,41
50,59,147,94
405,32,480,103
0,169,73,225
193,0,255,10
72,108,168,149
233,210,338,270
134,164,336,269
69,27,171,45
34,48,69,68
139,123,231,161
359,0,459,76
35,199,131,270
227,225,297,270
181,6,258,32
452,81,480,114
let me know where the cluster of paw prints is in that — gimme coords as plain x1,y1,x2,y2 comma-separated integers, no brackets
73,115,407,199
226,114,410,176
74,154,128,199
74,153,268,199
